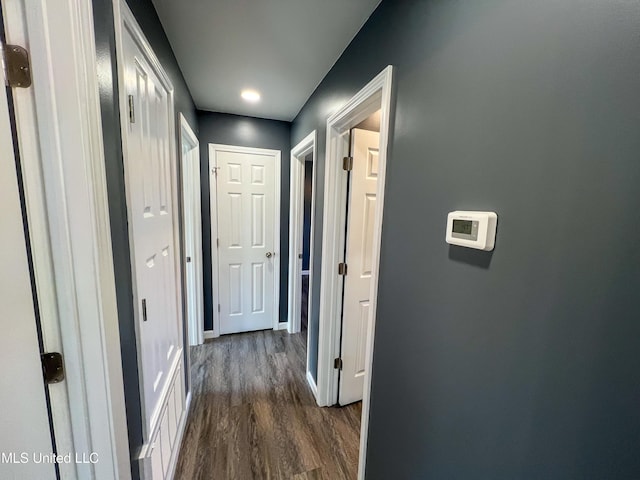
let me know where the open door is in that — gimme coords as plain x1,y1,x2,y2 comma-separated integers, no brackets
0,50,56,479
338,128,380,405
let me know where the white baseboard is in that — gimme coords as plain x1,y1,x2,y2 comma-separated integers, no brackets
203,330,216,340
276,321,289,331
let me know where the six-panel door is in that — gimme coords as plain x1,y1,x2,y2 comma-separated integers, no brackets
122,29,182,433
214,148,277,334
339,128,380,406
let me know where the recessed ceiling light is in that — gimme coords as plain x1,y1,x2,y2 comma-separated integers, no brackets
241,89,261,103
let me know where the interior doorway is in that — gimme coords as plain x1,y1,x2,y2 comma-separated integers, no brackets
301,157,313,332
288,131,318,396
338,120,381,406
315,66,394,480
180,114,204,347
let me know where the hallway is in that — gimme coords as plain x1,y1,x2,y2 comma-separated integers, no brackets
175,330,362,479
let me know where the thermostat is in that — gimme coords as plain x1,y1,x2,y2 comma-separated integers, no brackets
446,211,497,251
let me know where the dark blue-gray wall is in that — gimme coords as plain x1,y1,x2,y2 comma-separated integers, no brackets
293,0,640,478
92,0,197,477
198,111,291,331
302,157,313,271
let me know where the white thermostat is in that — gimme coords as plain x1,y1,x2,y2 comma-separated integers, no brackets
446,211,497,251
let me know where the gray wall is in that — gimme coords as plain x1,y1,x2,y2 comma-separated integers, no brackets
198,111,291,331
292,0,640,478
92,0,197,477
302,156,313,271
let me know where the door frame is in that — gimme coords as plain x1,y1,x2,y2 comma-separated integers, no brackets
208,143,282,337
180,113,204,346
2,0,131,478
287,131,317,334
316,65,394,480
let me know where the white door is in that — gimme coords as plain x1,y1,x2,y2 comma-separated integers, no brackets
181,127,203,346
339,128,380,405
122,29,182,432
212,146,279,335
0,62,56,479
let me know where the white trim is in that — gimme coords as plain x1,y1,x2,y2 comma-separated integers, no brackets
203,330,216,340
287,131,317,336
208,143,282,336
315,66,394,480
306,370,318,398
276,321,289,331
301,270,310,275
4,0,132,477
179,113,204,347
208,144,221,338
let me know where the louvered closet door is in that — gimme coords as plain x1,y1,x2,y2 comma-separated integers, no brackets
339,128,380,406
122,30,181,431
215,147,277,334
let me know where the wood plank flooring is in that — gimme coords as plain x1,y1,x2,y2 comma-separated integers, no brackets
174,330,362,480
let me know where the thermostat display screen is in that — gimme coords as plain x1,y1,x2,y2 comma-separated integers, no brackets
446,211,497,251
452,219,473,235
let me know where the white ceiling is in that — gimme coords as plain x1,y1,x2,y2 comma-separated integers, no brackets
151,0,382,121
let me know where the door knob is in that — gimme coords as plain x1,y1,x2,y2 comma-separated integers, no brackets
266,252,273,258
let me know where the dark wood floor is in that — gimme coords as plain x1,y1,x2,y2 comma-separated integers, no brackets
174,329,362,480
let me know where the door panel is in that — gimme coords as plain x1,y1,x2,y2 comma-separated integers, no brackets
215,148,276,334
122,30,182,434
0,62,56,479
339,128,380,405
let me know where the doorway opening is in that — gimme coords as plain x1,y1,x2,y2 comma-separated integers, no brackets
288,131,319,395
316,66,394,480
180,114,204,347
337,115,381,406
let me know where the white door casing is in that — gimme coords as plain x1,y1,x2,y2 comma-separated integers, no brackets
339,129,380,405
180,114,203,346
210,144,281,336
119,12,183,437
0,50,56,480
288,132,319,398
287,131,317,335
316,65,393,480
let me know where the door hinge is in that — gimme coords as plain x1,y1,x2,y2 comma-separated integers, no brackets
334,357,343,370
41,352,65,384
343,156,353,171
128,95,135,123
186,256,192,263
216,238,219,248
2,43,32,88
218,304,221,313
338,262,348,276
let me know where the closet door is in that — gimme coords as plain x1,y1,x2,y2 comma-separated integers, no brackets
121,25,182,433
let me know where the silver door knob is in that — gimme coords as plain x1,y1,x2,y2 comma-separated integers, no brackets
266,252,273,258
